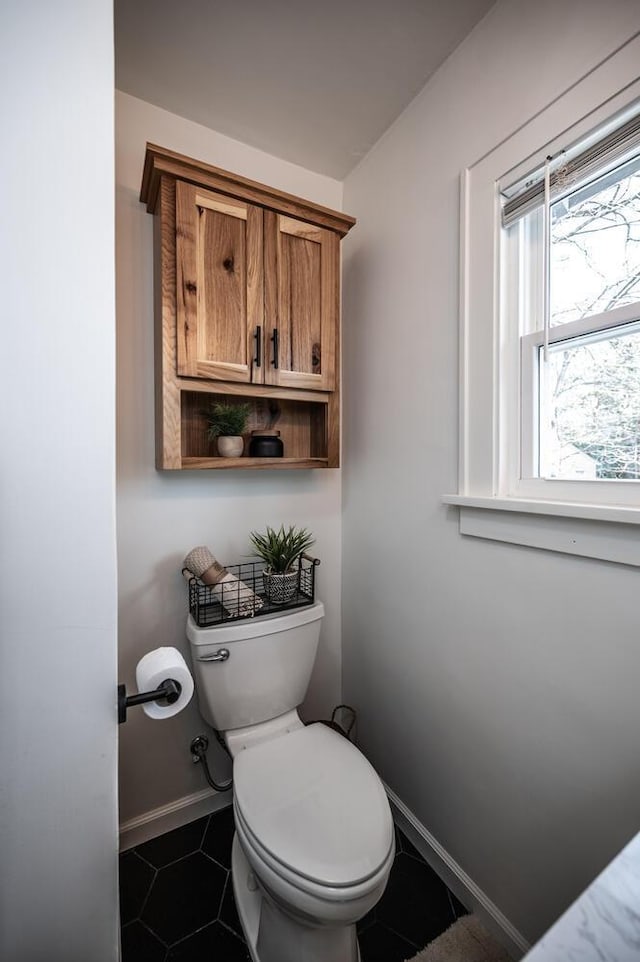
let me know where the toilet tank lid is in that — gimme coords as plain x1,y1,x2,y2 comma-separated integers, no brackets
187,600,325,646
233,723,394,888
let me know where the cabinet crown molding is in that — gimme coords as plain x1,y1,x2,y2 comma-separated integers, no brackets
140,143,356,237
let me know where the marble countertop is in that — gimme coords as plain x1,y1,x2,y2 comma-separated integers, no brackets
523,831,640,961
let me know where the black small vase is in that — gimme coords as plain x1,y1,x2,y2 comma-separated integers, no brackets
249,431,284,457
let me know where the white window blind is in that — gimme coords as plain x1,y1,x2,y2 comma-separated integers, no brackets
501,109,640,227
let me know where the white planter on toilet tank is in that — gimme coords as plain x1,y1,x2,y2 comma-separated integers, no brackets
187,601,394,962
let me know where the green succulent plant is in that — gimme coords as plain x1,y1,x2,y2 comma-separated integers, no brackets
249,524,315,573
205,401,250,439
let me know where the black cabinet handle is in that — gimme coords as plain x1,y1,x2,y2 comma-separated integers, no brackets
254,325,262,367
270,328,279,369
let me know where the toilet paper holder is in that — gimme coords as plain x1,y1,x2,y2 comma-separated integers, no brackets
117,678,182,724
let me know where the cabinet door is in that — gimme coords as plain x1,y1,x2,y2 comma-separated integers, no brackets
264,211,338,391
176,181,264,383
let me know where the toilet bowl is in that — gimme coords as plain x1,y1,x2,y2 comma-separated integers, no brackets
234,722,395,919
187,602,394,962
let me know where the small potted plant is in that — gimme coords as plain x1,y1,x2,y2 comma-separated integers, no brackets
249,524,315,604
205,401,250,457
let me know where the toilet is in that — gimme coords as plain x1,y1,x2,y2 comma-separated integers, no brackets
186,601,395,962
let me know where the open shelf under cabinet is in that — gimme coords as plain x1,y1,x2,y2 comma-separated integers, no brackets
177,390,334,469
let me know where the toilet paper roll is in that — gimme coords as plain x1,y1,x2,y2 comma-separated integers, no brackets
135,647,194,720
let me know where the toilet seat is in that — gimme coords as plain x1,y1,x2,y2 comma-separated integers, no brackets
235,802,395,910
233,723,394,891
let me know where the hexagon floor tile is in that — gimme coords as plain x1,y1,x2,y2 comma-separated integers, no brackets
119,804,467,962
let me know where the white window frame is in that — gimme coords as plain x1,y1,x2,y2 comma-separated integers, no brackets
443,35,640,567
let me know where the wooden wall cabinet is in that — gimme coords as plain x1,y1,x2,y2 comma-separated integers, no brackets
140,144,354,470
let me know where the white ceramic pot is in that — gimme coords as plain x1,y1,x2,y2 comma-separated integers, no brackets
217,435,244,458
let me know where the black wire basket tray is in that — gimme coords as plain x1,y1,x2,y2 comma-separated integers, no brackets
185,554,320,628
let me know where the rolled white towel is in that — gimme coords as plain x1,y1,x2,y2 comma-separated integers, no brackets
183,545,263,618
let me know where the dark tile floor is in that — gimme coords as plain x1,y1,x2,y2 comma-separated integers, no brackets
120,805,467,962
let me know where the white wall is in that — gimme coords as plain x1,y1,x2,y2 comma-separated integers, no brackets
342,0,640,944
116,92,344,825
0,1,119,959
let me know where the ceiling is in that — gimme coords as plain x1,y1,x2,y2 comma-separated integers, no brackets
115,0,495,180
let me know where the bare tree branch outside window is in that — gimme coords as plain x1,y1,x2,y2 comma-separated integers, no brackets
542,160,640,479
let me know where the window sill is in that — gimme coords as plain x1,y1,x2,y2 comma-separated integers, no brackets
442,495,640,567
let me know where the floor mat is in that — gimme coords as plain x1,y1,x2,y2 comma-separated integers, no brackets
405,914,514,962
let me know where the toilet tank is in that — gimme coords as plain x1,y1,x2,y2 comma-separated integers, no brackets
186,602,324,731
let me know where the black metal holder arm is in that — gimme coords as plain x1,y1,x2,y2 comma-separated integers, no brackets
117,678,182,724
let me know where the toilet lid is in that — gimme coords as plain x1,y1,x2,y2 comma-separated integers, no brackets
233,723,394,888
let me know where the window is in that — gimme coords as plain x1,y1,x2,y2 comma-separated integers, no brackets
505,137,640,502
443,36,640,565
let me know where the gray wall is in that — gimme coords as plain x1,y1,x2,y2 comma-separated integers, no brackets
342,0,640,943
0,1,119,958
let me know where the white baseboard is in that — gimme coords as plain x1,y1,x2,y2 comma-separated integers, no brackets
386,784,529,960
119,786,233,852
